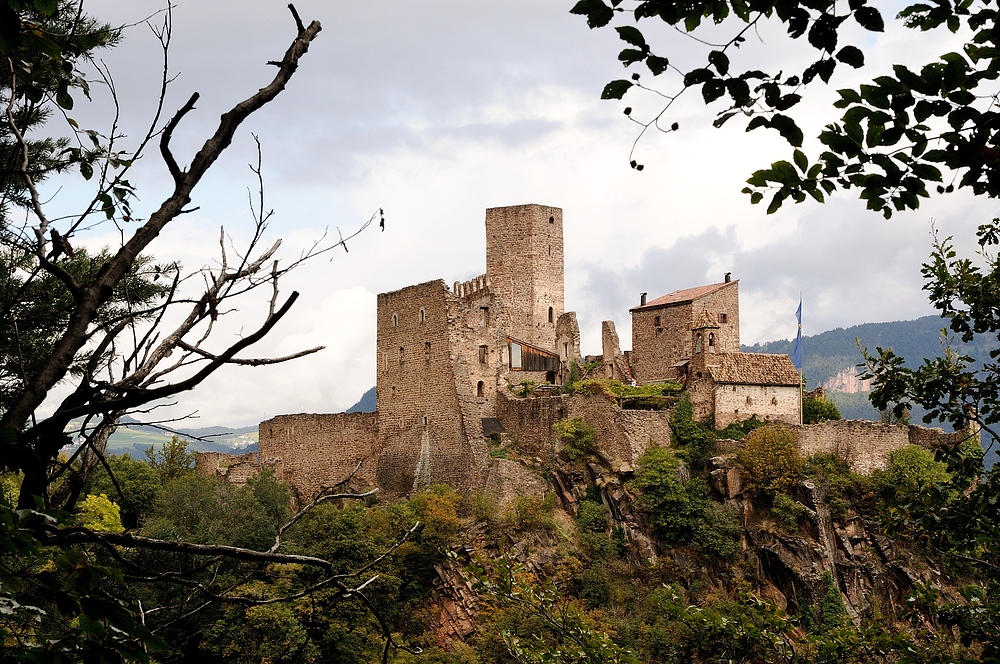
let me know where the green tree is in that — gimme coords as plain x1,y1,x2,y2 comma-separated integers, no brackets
572,0,1000,218
737,426,805,501
803,394,841,424
144,435,195,482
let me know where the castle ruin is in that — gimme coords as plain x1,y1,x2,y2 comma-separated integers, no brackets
198,204,964,503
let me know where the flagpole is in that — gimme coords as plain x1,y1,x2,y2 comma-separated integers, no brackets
796,292,803,425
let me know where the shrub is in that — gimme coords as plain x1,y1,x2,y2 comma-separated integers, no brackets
635,445,739,559
772,493,805,531
737,426,805,501
873,444,952,506
669,396,716,469
502,494,556,532
805,453,867,520
803,396,842,424
553,417,597,460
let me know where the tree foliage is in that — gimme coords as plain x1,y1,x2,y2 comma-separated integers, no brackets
737,425,805,500
572,0,1000,217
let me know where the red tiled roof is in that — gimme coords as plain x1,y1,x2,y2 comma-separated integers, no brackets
708,352,800,386
631,281,737,311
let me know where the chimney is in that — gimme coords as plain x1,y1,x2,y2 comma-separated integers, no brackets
724,272,731,283
640,292,647,306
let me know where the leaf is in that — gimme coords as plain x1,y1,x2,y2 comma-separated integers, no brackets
702,78,726,103
836,45,865,68
570,0,615,28
793,149,808,172
601,79,632,99
646,55,669,75
32,0,58,16
80,161,93,180
618,48,646,65
708,50,729,76
854,6,884,31
767,191,787,214
770,114,804,147
615,25,647,49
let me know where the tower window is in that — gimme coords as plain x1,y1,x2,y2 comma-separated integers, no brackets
653,315,661,327
425,342,431,360
719,312,728,323
549,216,554,223
479,345,488,364
477,381,485,397
423,416,428,426
709,333,715,353
419,308,426,323
392,313,398,327
399,346,405,364
548,307,554,323
695,333,702,354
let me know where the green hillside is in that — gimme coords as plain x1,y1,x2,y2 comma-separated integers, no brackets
742,315,999,389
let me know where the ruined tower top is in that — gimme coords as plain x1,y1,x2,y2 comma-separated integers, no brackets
485,204,564,351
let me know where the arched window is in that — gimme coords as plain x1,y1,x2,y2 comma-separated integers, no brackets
423,416,428,426
399,346,404,364
654,315,661,327
695,333,702,354
477,381,485,398
419,308,426,323
548,306,554,323
709,332,716,353
424,342,431,360
391,313,398,327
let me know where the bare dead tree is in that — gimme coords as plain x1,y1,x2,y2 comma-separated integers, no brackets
0,4,419,662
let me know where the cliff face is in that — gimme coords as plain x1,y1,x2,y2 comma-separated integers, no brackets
428,453,965,652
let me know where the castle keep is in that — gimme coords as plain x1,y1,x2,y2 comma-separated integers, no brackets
198,204,958,503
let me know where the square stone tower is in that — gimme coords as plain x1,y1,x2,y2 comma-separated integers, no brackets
485,204,564,351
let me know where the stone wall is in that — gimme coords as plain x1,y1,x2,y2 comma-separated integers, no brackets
793,419,925,474
495,390,671,466
257,412,380,504
485,204,563,351
715,384,800,428
195,451,262,485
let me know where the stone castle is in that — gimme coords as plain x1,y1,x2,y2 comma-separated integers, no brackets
197,204,964,504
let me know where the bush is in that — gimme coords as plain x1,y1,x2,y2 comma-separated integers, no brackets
553,417,597,460
737,426,805,501
669,396,716,469
803,396,842,424
635,446,739,559
772,493,805,531
502,494,556,532
805,453,867,520
873,444,952,506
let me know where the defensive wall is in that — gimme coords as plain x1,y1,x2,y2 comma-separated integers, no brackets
791,418,973,474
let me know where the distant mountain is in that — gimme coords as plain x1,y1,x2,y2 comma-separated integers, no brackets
102,417,258,456
347,386,376,413
742,315,999,391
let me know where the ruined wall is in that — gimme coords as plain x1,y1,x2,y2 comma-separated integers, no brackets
195,451,262,485
485,204,563,351
258,412,380,503
793,420,911,474
630,282,739,382
375,281,469,493
555,312,582,384
495,390,669,466
715,384,800,428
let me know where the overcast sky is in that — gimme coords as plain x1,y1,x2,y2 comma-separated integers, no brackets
42,1,993,427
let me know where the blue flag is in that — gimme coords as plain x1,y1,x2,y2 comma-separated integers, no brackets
793,298,802,369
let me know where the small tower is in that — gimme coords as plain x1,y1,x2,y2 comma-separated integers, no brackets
485,204,564,351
